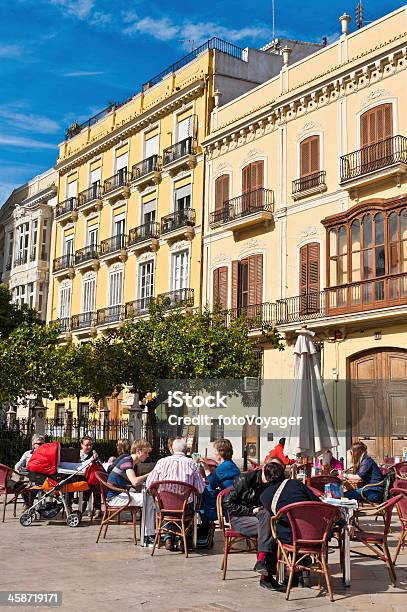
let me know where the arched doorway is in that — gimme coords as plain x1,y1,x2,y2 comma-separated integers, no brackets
349,348,407,461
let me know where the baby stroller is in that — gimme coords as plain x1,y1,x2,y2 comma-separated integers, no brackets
20,441,98,528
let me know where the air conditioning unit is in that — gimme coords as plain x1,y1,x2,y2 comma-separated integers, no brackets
243,377,260,392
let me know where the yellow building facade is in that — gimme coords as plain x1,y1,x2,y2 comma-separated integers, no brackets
202,7,407,462
47,39,299,419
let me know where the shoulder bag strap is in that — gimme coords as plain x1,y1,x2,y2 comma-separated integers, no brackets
271,478,290,515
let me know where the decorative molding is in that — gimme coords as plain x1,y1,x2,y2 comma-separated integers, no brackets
297,121,323,137
212,252,230,266
214,162,232,174
110,262,124,272
170,239,190,252
137,251,156,263
238,238,267,257
360,88,391,108
83,270,97,281
297,225,322,243
241,148,264,165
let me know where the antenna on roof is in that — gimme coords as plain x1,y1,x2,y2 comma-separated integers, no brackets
356,0,363,29
272,0,275,40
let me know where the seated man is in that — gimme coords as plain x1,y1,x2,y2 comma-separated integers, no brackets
15,435,45,509
146,437,206,551
107,439,155,546
224,458,285,592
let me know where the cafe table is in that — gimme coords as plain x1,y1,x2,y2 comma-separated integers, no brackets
322,496,358,587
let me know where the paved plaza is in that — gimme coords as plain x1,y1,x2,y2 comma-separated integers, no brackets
0,509,406,612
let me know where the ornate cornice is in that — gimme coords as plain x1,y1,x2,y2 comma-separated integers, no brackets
21,184,57,209
204,35,407,157
57,81,205,175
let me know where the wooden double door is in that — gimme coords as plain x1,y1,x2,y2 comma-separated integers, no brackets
350,349,407,461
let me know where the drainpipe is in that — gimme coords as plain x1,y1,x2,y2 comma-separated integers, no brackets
199,74,211,312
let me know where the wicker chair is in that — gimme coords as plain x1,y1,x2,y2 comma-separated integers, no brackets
390,488,407,564
95,472,142,545
0,463,28,522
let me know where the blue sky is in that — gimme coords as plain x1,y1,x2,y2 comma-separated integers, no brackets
0,0,404,202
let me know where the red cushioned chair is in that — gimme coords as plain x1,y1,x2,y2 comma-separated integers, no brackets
271,501,341,602
390,488,407,564
148,480,201,558
95,472,141,545
216,487,257,580
350,494,403,586
393,461,407,480
203,458,219,475
0,463,28,522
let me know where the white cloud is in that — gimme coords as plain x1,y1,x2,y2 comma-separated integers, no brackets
0,135,55,150
63,70,104,77
0,110,59,134
0,44,22,59
124,16,179,41
50,0,94,19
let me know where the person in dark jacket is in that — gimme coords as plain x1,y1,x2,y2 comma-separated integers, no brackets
224,458,286,591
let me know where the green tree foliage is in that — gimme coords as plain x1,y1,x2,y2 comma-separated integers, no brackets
0,284,38,340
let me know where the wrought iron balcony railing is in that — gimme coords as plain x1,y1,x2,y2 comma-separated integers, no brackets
157,288,194,309
161,208,196,235
125,297,153,318
78,182,101,206
53,254,74,272
14,252,28,266
75,245,99,265
340,135,407,182
293,171,326,195
210,188,274,226
54,317,71,333
71,312,95,330
131,155,162,180
103,169,128,195
56,197,77,218
128,221,160,246
97,305,123,326
100,234,127,255
219,302,276,329
276,272,407,324
163,137,194,165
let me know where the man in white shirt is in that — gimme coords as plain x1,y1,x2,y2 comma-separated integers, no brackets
146,438,205,550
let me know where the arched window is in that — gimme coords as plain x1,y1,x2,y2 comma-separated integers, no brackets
300,135,320,177
214,175,229,211
360,104,392,147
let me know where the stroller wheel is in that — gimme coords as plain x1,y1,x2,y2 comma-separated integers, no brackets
20,512,33,527
66,511,82,527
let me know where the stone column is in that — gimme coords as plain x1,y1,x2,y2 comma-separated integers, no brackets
32,397,47,439
65,404,73,440
128,393,142,442
6,405,17,429
100,398,110,440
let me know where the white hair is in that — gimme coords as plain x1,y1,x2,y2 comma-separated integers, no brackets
172,438,187,454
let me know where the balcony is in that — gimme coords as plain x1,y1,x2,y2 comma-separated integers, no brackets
97,305,124,326
292,171,327,200
128,221,160,254
53,317,71,334
53,254,75,278
74,245,100,271
157,288,194,309
77,183,102,215
14,252,28,267
162,137,197,175
131,155,162,190
99,234,127,263
71,312,95,331
161,208,196,242
55,197,78,224
103,169,130,201
125,297,153,318
210,188,274,233
276,273,407,329
340,135,407,193
220,302,276,332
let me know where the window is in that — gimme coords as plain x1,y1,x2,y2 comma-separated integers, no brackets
300,136,320,177
82,274,96,313
90,166,101,188
242,161,264,193
67,179,77,199
213,267,228,309
115,152,128,181
79,403,90,419
59,282,71,319
142,200,156,226
13,285,27,306
299,243,320,313
231,255,263,310
145,134,159,158
177,116,192,143
16,222,29,264
87,226,98,247
171,250,189,291
30,220,38,260
38,283,44,317
28,283,35,308
6,231,13,268
215,175,230,211
41,219,49,260
108,268,123,306
63,235,74,256
138,260,154,309
55,403,65,420
360,104,392,147
113,215,125,236
174,185,191,212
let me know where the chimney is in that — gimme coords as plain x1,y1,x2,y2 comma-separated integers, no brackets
282,46,291,67
339,13,351,35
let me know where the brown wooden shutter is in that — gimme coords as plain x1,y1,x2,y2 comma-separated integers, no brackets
299,243,320,295
242,165,250,194
248,254,263,306
300,136,319,177
251,161,264,191
215,175,229,211
231,260,239,309
213,267,228,309
360,104,393,146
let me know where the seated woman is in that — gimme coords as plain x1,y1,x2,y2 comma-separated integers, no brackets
343,441,384,503
315,449,343,474
106,439,155,546
224,458,286,592
199,439,240,524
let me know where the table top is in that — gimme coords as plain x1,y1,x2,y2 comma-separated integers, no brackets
322,496,358,509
